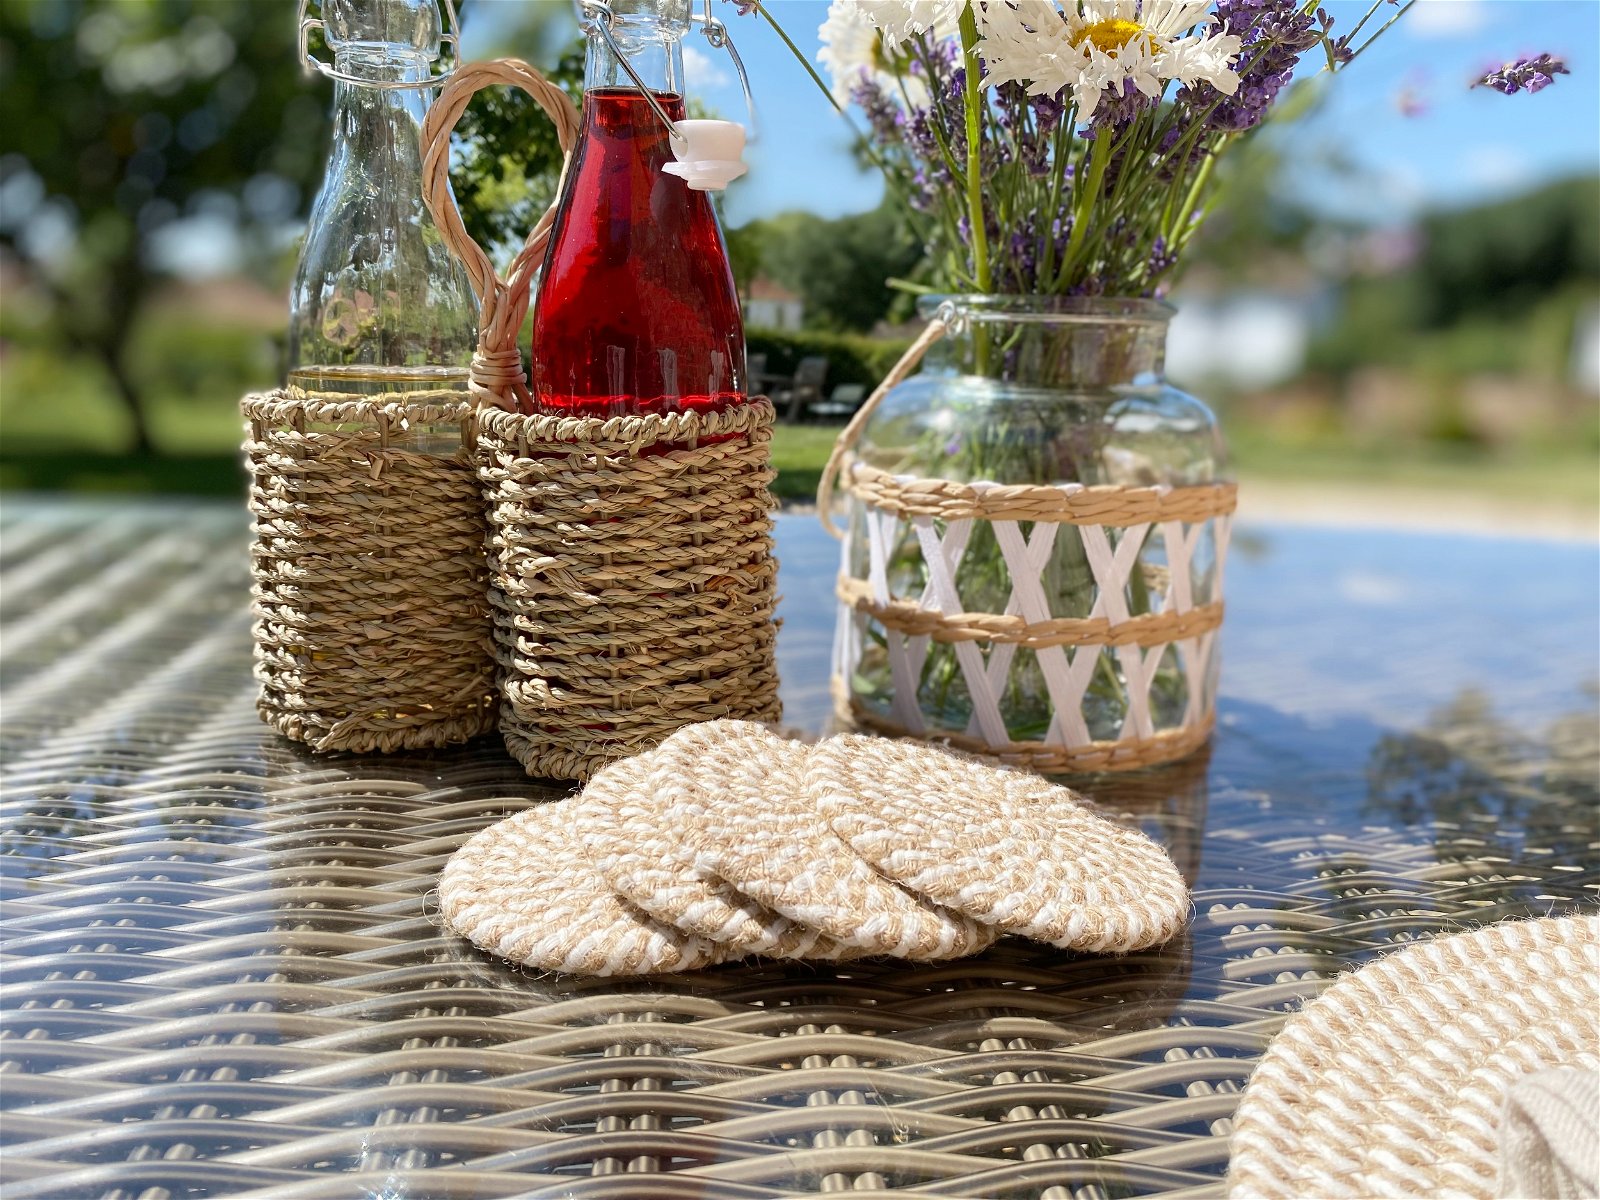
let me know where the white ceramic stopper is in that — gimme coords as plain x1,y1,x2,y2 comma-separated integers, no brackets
664,119,748,191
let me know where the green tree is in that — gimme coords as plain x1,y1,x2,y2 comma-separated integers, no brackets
1410,175,1600,327
0,0,324,453
746,201,923,333
0,0,577,454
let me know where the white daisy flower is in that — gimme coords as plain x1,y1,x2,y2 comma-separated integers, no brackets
817,1,932,107
817,2,882,104
980,0,1241,121
856,0,971,52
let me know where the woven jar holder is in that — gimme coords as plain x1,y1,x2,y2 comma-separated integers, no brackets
420,60,782,782
818,319,1237,774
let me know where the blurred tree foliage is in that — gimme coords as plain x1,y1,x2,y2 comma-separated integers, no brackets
1409,176,1599,327
740,201,923,333
0,0,575,454
1309,175,1600,379
450,37,582,262
0,0,323,452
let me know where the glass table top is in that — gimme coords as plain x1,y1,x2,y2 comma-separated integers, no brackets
2,499,1595,1199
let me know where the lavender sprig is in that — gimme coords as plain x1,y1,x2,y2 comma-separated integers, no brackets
1180,0,1321,134
1474,54,1570,96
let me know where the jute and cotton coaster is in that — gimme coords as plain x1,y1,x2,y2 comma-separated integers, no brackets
665,721,1000,960
806,735,1188,952
575,743,854,961
438,799,726,977
1226,914,1600,1199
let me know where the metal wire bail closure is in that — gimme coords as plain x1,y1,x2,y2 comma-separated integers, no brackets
297,0,462,90
576,0,758,142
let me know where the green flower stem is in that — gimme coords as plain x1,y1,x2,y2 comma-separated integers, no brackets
958,4,991,294
752,2,841,114
1055,127,1113,290
1339,0,1391,49
1340,0,1416,66
751,1,901,187
1171,151,1216,246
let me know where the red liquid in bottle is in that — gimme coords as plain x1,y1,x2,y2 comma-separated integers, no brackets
530,88,746,417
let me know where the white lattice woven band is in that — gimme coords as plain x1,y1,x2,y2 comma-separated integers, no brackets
832,468,1233,774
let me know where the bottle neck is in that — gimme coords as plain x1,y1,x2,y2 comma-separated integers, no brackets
583,20,686,101
328,50,434,143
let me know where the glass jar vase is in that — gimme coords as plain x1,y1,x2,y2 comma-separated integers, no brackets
831,295,1236,774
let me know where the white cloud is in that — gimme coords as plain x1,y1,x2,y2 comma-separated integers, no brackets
1407,0,1488,39
684,44,732,91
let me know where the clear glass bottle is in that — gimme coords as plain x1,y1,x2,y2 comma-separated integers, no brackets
530,0,746,419
844,295,1230,750
288,0,477,433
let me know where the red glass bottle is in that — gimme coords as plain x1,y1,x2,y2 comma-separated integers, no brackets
530,3,745,418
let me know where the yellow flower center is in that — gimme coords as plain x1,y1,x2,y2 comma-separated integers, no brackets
1073,18,1153,56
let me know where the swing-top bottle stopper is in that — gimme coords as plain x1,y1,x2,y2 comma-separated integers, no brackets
665,120,748,191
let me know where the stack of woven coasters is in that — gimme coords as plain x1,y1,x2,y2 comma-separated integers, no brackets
437,721,1190,976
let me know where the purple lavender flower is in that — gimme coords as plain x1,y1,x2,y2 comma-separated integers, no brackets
850,76,905,146
1180,0,1322,134
1474,54,1570,95
992,81,1052,175
1144,236,1177,292
721,0,760,16
1083,78,1153,139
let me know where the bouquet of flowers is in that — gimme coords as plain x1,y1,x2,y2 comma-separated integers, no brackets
736,0,1565,303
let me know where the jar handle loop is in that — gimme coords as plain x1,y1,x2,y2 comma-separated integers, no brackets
816,317,950,538
421,59,581,411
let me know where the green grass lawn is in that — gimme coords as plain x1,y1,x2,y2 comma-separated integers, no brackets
2,355,1593,514
768,424,844,504
774,423,1598,510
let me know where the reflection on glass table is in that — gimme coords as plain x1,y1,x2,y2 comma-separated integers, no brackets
1,500,1595,1200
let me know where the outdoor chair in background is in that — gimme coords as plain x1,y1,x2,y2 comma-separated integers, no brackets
806,382,868,423
783,356,830,422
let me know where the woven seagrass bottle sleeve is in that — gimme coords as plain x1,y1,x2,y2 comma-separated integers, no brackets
421,60,782,780
242,59,582,756
243,394,495,752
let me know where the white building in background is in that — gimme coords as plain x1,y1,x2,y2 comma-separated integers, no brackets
744,277,804,331
1166,291,1315,392
1572,302,1600,396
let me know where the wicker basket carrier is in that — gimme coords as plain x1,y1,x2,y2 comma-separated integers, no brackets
420,60,782,781
819,320,1236,774
243,389,495,754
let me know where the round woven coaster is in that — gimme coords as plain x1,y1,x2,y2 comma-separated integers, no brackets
438,799,725,977
575,742,854,961
806,735,1189,952
1227,914,1600,1199
667,721,1000,960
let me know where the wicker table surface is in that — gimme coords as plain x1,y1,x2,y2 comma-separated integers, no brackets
2,498,1596,1200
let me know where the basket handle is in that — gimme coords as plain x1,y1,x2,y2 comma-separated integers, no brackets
815,317,949,537
421,59,581,411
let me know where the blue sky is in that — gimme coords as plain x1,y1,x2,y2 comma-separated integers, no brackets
479,0,1600,228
